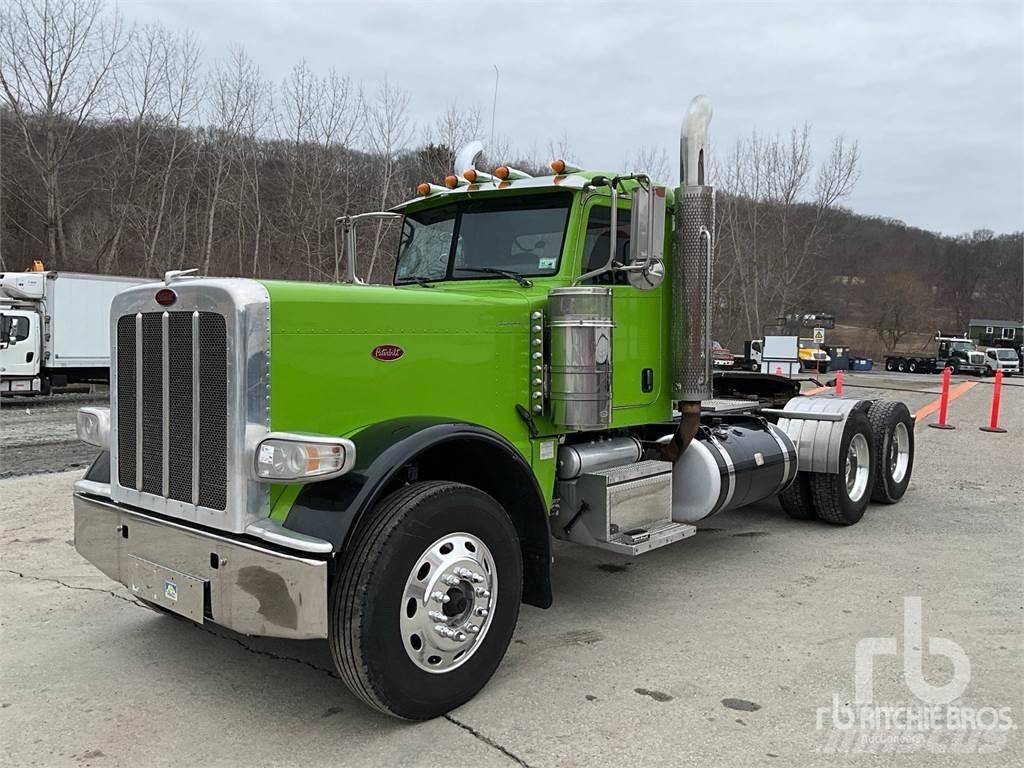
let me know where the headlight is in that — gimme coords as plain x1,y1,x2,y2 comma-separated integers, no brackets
253,433,356,483
76,407,110,449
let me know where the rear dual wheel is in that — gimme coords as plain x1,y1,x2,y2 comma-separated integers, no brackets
330,481,521,720
867,400,914,504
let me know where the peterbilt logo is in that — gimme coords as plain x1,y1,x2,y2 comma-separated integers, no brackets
372,344,404,362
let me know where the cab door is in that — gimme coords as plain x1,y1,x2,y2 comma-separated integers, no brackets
0,311,40,379
577,198,664,410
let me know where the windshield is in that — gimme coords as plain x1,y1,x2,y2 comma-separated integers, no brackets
996,349,1017,360
798,339,817,349
395,192,572,284
951,341,975,352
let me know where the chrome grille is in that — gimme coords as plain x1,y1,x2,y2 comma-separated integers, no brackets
116,311,227,510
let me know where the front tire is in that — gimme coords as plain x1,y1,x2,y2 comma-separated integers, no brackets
810,410,876,525
330,481,522,720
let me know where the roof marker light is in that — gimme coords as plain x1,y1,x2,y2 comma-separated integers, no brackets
494,166,532,181
463,168,495,184
550,159,583,175
417,182,447,196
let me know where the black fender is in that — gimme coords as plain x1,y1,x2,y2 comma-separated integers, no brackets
283,417,553,609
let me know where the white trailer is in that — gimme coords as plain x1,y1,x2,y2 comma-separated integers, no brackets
0,270,148,395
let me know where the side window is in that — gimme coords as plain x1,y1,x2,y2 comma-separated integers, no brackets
12,317,29,341
582,205,631,285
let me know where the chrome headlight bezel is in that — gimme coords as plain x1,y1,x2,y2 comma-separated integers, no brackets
252,432,357,484
76,407,111,450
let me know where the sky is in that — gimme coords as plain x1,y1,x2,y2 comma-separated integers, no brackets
131,0,1024,236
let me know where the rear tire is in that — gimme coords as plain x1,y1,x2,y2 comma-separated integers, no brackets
867,401,914,504
897,359,907,372
810,410,876,525
885,358,895,372
908,360,918,373
778,472,817,520
329,481,522,720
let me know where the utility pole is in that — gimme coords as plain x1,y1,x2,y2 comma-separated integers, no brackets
490,65,499,153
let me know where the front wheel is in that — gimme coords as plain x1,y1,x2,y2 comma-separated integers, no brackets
330,481,522,720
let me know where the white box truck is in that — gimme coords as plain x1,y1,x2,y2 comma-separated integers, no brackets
0,270,148,395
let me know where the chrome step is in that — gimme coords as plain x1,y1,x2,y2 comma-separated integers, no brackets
600,519,697,556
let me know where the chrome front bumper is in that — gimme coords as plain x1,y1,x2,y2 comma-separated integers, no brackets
73,488,329,639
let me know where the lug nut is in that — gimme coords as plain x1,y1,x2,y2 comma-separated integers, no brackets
471,572,485,583
444,575,460,586
467,624,480,634
430,591,450,604
428,610,447,622
476,588,490,598
454,632,467,642
475,607,489,617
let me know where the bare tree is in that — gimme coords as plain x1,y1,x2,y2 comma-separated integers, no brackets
871,273,927,352
141,27,202,275
200,46,258,275
363,76,412,281
0,0,125,264
421,101,483,178
717,126,860,339
625,144,671,183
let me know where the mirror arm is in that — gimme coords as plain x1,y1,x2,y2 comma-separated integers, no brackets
334,212,403,284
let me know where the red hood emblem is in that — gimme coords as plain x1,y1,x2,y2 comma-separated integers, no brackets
372,344,404,362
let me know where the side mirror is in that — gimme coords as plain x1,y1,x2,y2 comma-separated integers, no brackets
334,212,404,284
626,184,667,290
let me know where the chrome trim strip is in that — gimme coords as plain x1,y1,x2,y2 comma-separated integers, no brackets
134,312,143,491
245,517,333,554
191,310,199,507
712,434,736,511
161,311,170,498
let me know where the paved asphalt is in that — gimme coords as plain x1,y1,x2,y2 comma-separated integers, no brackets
1,371,1021,766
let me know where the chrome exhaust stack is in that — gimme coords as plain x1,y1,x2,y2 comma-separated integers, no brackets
664,95,714,462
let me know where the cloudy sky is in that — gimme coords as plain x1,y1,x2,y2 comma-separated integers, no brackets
133,0,1023,235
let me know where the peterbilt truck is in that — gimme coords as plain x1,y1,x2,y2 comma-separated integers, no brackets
0,268,147,394
72,96,917,721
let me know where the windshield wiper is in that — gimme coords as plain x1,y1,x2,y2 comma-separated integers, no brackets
454,267,533,287
397,276,436,288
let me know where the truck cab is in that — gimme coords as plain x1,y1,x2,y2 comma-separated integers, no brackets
983,347,1020,376
797,338,830,372
936,335,986,375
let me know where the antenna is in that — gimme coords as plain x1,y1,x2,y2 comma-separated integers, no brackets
490,65,499,154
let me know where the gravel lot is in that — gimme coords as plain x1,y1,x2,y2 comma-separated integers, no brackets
0,388,107,478
1,372,1021,766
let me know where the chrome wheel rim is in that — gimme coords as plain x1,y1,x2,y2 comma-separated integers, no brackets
845,433,870,503
889,422,910,484
399,532,497,674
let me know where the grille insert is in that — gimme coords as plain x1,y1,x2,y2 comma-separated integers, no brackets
116,311,227,510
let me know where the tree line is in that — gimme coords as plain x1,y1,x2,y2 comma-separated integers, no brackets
2,0,1020,356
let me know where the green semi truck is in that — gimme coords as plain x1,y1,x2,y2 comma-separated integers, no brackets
72,96,916,720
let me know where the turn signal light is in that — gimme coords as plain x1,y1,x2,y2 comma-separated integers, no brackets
254,433,356,483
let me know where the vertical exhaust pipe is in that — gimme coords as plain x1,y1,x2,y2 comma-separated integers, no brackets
663,95,714,463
